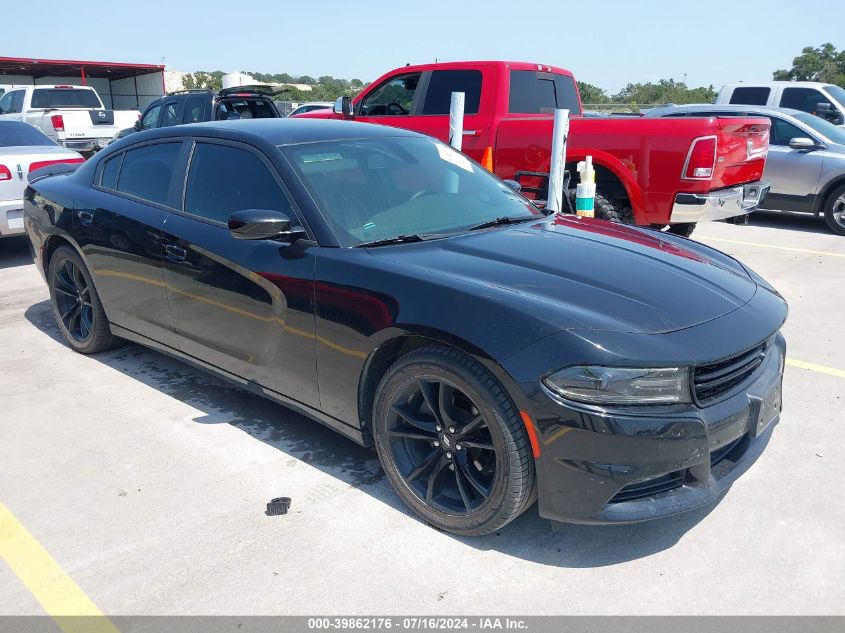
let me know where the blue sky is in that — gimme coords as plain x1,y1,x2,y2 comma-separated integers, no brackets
3,0,842,93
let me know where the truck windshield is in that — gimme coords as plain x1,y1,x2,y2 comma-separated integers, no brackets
794,112,845,145
281,136,542,247
0,121,56,147
824,85,845,106
31,89,101,109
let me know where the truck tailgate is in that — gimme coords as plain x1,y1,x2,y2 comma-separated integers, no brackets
712,117,769,187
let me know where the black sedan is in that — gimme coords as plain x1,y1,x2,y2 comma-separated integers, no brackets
23,119,787,535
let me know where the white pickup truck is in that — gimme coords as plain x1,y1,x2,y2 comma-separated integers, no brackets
0,85,140,154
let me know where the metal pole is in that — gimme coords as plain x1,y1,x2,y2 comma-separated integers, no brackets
546,108,570,213
449,91,465,151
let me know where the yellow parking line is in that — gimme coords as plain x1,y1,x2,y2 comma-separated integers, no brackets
0,502,120,633
701,236,845,259
786,358,845,379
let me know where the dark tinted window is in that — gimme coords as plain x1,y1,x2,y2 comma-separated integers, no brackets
116,142,181,205
139,103,161,130
215,98,277,120
160,101,181,127
184,143,291,224
729,86,771,105
0,90,24,114
769,117,808,146
99,153,122,189
184,96,207,123
780,87,832,114
509,70,580,114
422,70,482,115
31,88,101,108
0,120,55,147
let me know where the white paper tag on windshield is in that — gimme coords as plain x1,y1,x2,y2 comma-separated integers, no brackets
434,141,474,174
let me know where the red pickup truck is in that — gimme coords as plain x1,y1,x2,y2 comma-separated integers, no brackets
298,61,771,236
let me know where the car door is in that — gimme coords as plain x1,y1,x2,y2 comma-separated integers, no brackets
355,71,425,130
73,140,185,348
160,139,320,408
0,89,25,121
159,98,185,128
137,101,163,131
760,115,824,212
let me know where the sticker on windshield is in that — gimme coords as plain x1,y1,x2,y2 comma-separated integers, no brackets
301,152,343,163
433,142,474,174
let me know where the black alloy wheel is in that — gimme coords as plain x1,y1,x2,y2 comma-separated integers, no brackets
373,346,535,535
48,246,116,354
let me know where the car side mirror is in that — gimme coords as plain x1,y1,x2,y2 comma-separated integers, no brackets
133,120,143,131
815,102,843,124
788,137,818,151
228,209,305,241
503,179,522,192
333,96,354,118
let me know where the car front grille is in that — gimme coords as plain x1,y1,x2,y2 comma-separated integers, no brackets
608,471,685,504
693,340,769,403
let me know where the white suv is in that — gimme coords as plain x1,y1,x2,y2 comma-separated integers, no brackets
717,82,845,127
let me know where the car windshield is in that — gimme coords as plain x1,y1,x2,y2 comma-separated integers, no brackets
824,85,845,106
31,88,101,109
793,112,845,145
281,136,543,246
0,121,56,147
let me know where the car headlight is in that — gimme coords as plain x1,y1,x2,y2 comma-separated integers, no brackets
542,365,691,405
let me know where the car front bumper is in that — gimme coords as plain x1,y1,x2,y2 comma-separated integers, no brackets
670,182,770,223
0,200,25,237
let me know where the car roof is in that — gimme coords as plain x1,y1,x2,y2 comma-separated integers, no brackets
645,103,806,118
116,118,422,147
722,81,835,89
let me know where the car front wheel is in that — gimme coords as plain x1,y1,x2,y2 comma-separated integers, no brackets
373,346,536,535
48,245,115,354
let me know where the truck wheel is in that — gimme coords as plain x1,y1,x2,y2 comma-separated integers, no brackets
665,223,697,238
372,346,536,536
566,189,634,224
822,184,845,236
48,246,116,354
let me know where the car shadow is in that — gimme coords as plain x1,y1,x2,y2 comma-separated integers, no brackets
25,298,717,567
745,210,834,235
0,236,33,270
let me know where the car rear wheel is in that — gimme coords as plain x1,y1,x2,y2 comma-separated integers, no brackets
823,184,845,236
48,246,115,354
373,346,536,535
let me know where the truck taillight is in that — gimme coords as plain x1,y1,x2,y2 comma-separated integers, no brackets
0,165,11,181
29,157,85,173
50,114,65,132
682,135,717,180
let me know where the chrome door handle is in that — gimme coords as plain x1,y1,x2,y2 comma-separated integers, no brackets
76,210,94,226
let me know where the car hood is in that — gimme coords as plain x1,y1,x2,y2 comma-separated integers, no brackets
370,215,758,335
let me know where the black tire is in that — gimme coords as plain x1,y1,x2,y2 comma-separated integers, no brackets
822,184,845,236
567,189,634,224
48,246,116,354
665,222,697,238
373,346,536,535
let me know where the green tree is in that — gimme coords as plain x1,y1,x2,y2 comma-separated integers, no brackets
181,71,222,92
773,43,845,86
578,81,609,105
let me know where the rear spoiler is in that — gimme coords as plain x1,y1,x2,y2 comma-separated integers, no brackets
28,161,82,185
218,84,294,98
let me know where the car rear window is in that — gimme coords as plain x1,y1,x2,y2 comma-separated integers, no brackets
31,88,101,109
0,121,56,147
116,142,181,206
422,70,482,115
508,70,580,114
728,86,771,105
216,98,278,120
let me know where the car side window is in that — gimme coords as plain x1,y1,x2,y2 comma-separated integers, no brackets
116,142,181,205
769,117,808,146
359,73,421,116
99,153,123,190
729,87,770,105
184,96,207,123
0,90,23,114
779,88,832,114
423,70,482,115
184,142,293,224
508,70,579,114
140,104,162,130
160,101,181,127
